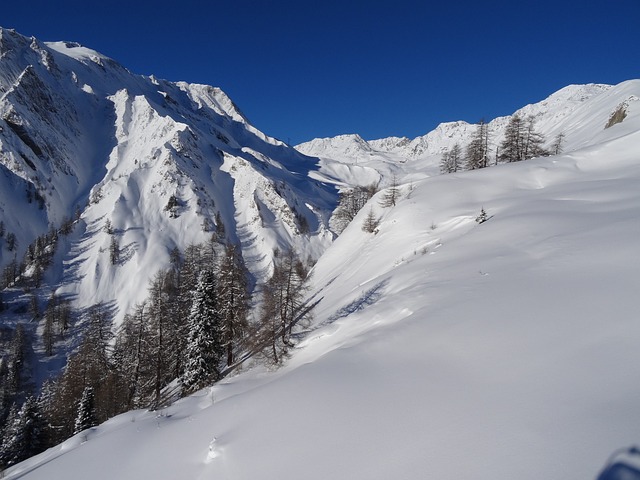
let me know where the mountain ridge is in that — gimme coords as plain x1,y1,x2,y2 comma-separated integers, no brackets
1,27,640,480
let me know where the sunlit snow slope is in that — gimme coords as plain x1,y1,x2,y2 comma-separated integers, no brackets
0,28,335,324
6,80,640,480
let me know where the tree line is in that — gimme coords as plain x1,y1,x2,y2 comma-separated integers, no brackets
440,115,565,174
0,236,314,470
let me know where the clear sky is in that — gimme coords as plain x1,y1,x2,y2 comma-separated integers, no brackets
3,0,639,144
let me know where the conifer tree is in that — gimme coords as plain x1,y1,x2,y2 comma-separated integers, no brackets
109,235,120,265
499,114,525,162
258,248,312,364
440,143,463,173
523,116,548,159
181,270,223,393
147,271,172,407
0,396,47,468
465,120,490,170
552,131,565,155
379,174,400,208
332,184,377,233
217,245,249,367
73,386,97,434
112,303,152,410
362,207,379,233
500,115,547,162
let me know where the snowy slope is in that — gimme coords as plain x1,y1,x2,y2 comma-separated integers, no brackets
5,78,640,480
0,28,336,326
297,82,625,186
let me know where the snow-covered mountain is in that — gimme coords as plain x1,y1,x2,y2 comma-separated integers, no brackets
297,82,634,182
5,72,640,479
0,27,336,326
2,26,640,480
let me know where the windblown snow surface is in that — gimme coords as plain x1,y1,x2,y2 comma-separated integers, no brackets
5,80,640,479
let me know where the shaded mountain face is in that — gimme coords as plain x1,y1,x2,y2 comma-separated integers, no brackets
0,27,337,324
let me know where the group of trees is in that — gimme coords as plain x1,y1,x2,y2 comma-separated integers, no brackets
332,184,378,233
1,211,79,291
333,175,404,235
0,235,314,470
440,116,565,174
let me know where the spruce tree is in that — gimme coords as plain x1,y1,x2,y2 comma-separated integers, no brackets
0,396,47,467
74,386,97,435
181,270,223,393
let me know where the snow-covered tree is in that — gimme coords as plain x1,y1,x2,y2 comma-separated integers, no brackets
181,270,224,393
0,396,47,468
73,386,97,434
476,208,489,224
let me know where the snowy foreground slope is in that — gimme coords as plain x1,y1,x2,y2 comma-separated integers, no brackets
6,83,640,479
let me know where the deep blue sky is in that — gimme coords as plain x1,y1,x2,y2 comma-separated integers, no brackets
3,1,639,144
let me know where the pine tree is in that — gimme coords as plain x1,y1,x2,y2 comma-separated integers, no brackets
0,396,47,468
109,236,120,265
217,244,249,367
332,184,377,233
379,174,400,207
258,248,313,364
499,114,525,162
523,116,548,159
500,115,547,162
45,304,114,441
440,143,462,173
5,324,26,403
551,131,565,155
465,120,490,170
146,270,182,408
362,207,379,233
0,403,19,468
112,303,152,410
181,270,223,394
5,232,17,252
73,386,97,435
